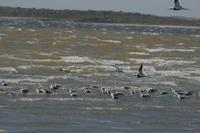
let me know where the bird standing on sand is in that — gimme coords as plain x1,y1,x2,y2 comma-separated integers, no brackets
170,0,189,10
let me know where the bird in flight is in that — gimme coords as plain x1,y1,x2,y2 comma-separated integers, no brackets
170,0,189,10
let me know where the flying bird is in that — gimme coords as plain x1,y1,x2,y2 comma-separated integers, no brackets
112,65,124,73
170,0,189,10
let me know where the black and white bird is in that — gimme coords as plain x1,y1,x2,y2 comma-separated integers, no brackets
1,80,9,86
50,84,61,92
170,0,189,10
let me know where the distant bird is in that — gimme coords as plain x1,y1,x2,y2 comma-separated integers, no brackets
159,91,168,95
130,89,135,96
170,0,189,10
69,88,77,97
110,92,119,100
59,68,71,73
139,88,150,98
20,88,29,96
1,80,9,86
100,87,107,94
112,65,124,73
9,92,17,97
50,84,61,92
137,64,146,78
124,86,131,90
44,89,52,96
36,88,46,94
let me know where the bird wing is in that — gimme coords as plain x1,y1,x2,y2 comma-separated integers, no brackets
174,0,181,8
139,64,143,73
112,65,124,72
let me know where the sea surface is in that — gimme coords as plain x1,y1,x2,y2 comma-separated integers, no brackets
0,18,200,133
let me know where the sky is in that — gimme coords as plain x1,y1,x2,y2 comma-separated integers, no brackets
0,0,200,18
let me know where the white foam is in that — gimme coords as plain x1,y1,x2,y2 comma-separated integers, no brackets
37,52,58,57
191,35,200,38
0,67,18,73
7,27,15,30
27,29,35,32
146,81,177,86
0,33,7,36
17,65,60,70
142,32,160,36
62,56,126,65
62,56,92,63
48,97,112,102
84,36,97,39
129,58,196,66
187,76,200,82
26,41,36,44
62,35,77,40
64,30,73,33
0,76,49,84
99,59,125,65
97,39,121,44
0,54,62,63
84,107,123,111
146,48,195,52
18,98,42,102
126,37,134,39
129,52,149,55
17,28,22,31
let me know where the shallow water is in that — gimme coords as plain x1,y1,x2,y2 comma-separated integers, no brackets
0,18,200,133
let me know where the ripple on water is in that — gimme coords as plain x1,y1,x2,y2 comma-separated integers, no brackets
0,67,18,73
48,97,113,102
0,54,62,63
146,48,195,53
83,107,123,111
129,58,196,66
97,39,121,44
128,52,149,55
62,56,126,65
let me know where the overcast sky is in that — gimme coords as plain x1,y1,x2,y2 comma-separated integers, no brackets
0,0,200,18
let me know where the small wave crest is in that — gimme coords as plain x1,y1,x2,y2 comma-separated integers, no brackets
146,48,195,53
0,67,18,73
97,39,121,44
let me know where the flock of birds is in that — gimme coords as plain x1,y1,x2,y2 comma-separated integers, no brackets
0,0,193,102
0,64,195,101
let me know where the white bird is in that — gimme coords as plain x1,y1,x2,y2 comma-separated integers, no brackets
170,0,189,10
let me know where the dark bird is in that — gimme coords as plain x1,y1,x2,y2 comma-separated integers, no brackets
169,0,189,10
112,65,124,73
50,84,61,92
20,88,29,96
59,68,71,73
137,64,146,78
9,92,17,97
1,80,9,86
